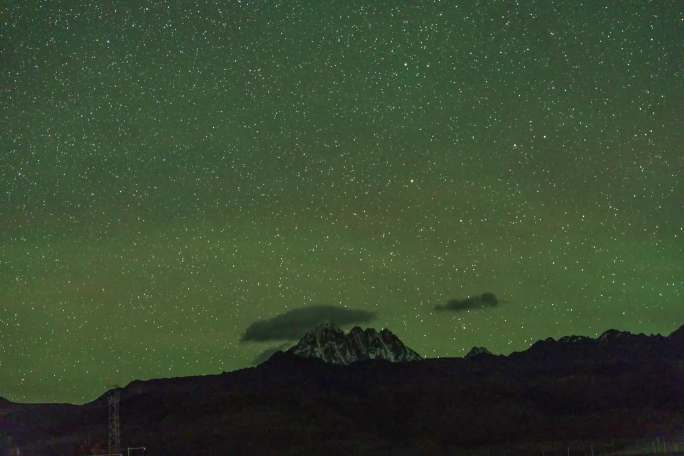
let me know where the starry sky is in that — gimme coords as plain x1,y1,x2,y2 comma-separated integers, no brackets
1,0,682,404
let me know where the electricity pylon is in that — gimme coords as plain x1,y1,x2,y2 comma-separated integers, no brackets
108,389,121,455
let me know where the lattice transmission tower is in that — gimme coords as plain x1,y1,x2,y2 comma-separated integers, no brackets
108,389,121,455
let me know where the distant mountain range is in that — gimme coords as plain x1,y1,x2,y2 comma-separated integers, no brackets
2,324,684,455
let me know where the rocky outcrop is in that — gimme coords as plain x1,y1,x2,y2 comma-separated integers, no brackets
465,346,494,359
286,322,422,364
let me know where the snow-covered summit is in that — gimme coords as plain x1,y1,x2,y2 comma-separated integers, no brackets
287,322,422,364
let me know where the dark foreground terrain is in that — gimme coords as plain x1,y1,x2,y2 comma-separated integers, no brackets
2,325,684,455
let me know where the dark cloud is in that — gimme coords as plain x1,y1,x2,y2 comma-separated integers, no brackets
435,292,500,312
241,305,377,342
252,343,292,365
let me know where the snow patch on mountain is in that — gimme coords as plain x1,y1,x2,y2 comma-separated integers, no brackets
287,322,422,364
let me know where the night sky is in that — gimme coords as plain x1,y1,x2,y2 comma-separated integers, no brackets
1,1,682,404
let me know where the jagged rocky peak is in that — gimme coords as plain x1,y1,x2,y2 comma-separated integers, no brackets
598,329,636,342
465,346,493,359
310,320,345,337
287,322,422,364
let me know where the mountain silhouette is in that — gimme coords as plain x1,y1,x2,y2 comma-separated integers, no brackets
2,324,684,455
